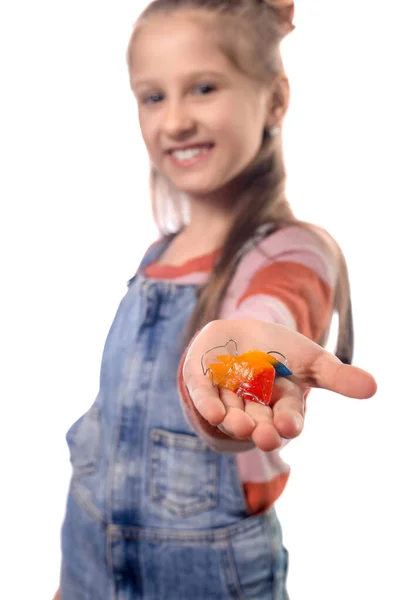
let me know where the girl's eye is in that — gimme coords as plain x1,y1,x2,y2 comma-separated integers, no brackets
142,92,164,105
194,83,216,96
140,84,215,104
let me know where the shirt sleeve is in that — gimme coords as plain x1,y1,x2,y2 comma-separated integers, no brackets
220,225,336,340
177,225,336,452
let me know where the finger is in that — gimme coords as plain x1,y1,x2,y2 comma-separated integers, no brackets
311,354,378,399
271,378,305,438
183,364,226,425
219,389,256,439
245,401,282,452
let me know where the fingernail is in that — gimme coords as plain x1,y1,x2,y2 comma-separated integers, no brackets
218,424,234,437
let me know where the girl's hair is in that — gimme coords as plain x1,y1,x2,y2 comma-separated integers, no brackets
127,0,354,364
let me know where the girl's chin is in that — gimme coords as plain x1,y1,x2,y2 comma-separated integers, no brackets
169,175,232,198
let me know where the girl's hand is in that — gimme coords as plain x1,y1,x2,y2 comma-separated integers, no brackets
182,319,377,452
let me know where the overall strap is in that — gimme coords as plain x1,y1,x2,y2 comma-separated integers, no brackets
137,236,175,270
127,235,175,286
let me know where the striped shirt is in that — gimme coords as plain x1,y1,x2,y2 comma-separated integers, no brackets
144,225,335,513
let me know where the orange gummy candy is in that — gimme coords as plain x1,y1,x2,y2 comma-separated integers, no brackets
208,350,276,405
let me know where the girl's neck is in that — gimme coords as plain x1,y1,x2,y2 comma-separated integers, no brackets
158,198,233,266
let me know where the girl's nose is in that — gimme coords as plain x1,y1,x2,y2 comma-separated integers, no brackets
162,101,196,137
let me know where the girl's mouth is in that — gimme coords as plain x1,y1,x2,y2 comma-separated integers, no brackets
168,144,214,168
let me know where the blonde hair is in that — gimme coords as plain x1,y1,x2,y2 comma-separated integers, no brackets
126,0,353,364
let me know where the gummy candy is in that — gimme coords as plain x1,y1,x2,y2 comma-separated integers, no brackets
207,350,291,406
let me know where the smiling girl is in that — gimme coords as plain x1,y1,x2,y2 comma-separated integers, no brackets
55,2,376,598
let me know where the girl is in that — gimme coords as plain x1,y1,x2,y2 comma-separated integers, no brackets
56,1,376,598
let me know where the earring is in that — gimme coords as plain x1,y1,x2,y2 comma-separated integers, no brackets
269,125,281,137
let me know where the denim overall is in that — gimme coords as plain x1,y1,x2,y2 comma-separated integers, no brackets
60,236,289,600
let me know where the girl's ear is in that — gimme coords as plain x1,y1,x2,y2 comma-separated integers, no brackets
265,74,290,127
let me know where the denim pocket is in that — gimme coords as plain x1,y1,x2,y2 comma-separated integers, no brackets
221,517,288,599
66,404,101,475
149,428,218,517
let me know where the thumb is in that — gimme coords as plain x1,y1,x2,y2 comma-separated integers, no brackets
312,353,377,399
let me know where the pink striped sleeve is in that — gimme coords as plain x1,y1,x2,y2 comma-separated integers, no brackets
220,225,336,341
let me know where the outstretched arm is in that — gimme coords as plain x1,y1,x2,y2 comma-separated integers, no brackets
182,319,377,453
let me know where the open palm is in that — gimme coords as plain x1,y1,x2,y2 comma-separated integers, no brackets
182,319,377,452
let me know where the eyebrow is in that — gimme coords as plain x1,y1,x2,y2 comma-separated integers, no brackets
132,70,228,89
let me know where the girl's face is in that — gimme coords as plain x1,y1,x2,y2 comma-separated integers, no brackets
130,11,270,199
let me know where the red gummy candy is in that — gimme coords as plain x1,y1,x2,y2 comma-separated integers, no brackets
235,368,275,406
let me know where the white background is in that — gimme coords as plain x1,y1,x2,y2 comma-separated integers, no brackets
1,1,399,598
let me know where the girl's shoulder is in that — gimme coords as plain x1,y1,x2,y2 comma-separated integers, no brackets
238,222,339,286
259,222,338,255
